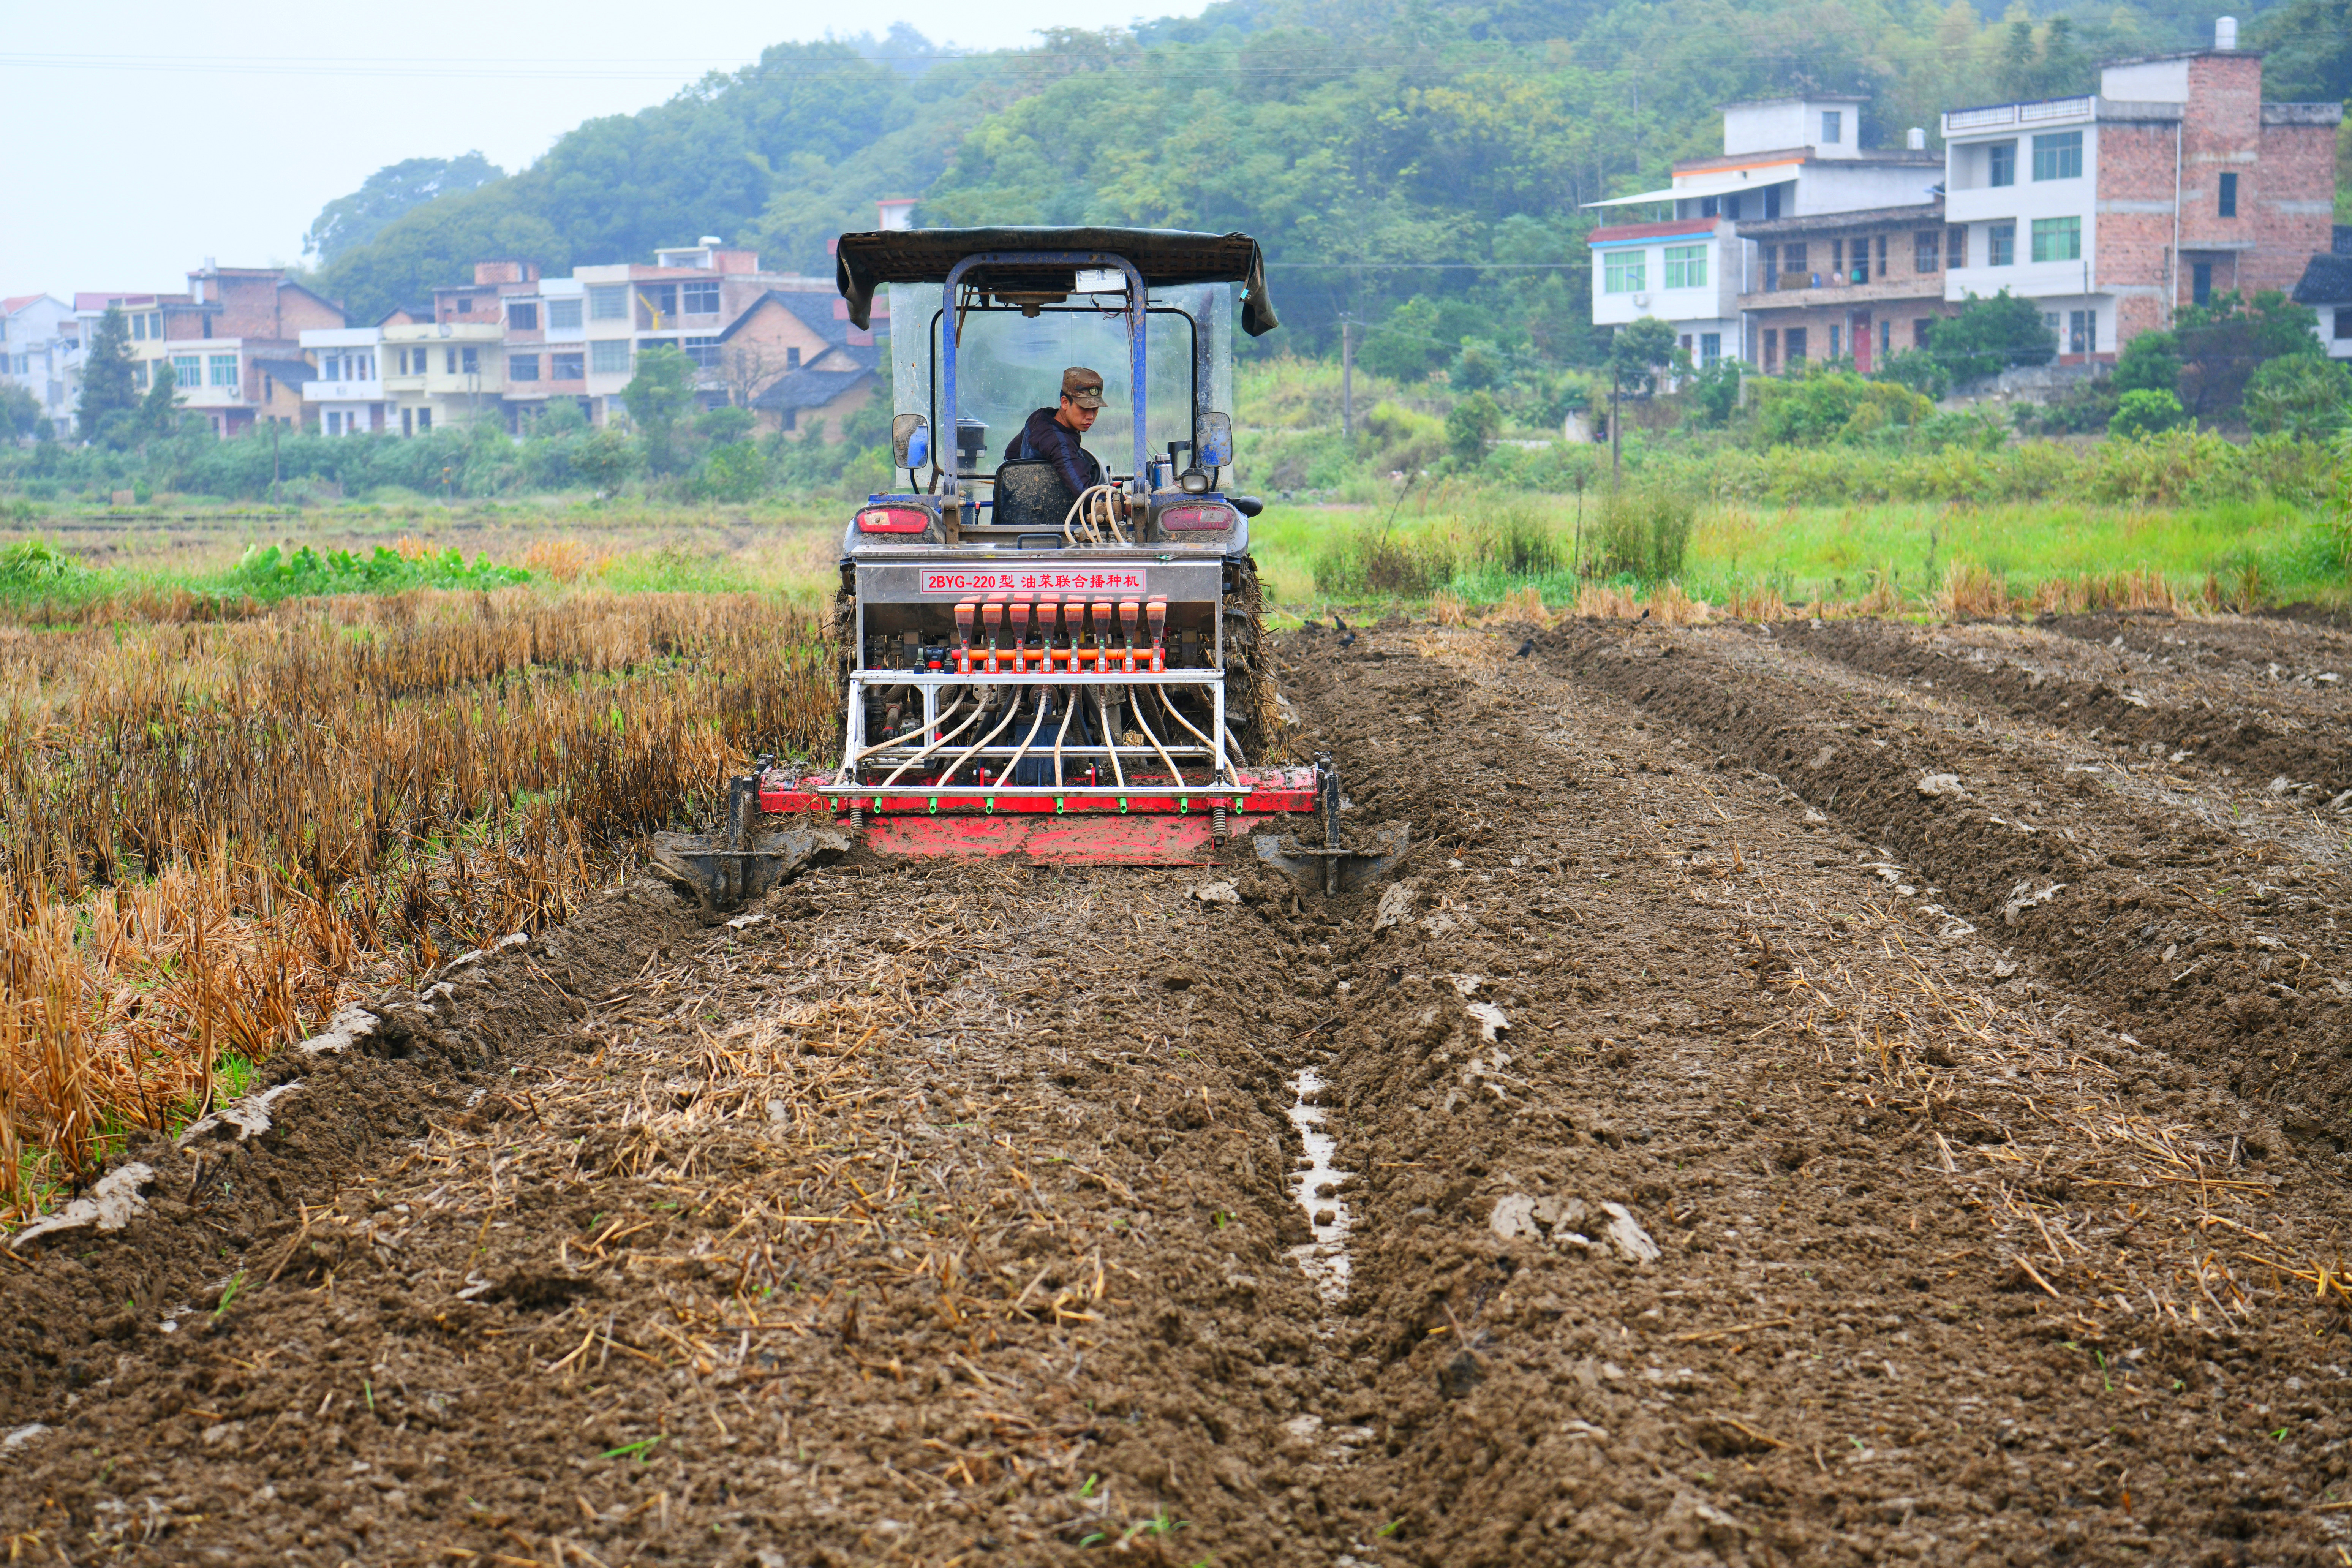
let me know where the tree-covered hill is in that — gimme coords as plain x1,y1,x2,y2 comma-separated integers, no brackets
312,0,2342,352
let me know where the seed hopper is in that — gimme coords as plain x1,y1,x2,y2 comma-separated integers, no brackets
665,226,1405,906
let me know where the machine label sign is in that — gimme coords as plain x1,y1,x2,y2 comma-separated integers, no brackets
919,569,1147,594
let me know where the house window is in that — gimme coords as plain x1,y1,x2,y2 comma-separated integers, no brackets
263,374,274,400
548,297,583,330
417,408,432,433
780,407,798,432
509,302,539,330
1700,196,1719,217
2031,216,2081,262
133,362,149,389
327,411,341,436
1948,226,1968,267
2218,172,2237,218
1785,327,1807,363
172,354,200,387
2043,312,2063,347
1988,142,2016,187
681,280,721,314
1699,332,1721,366
2192,262,2213,306
588,285,629,321
509,354,541,381
551,351,585,380
590,338,632,375
458,297,473,313
1875,234,1888,278
1831,239,1845,279
1829,324,1842,359
1916,229,1941,272
2032,130,2083,181
2068,310,2093,354
1782,243,1807,286
1762,329,1779,370
445,348,457,374
402,407,413,436
208,353,237,387
1603,251,1645,293
1988,223,2015,266
786,346,802,370
1763,185,1782,219
2335,307,2352,340
1762,248,1781,290
1721,192,1741,220
1822,109,1842,144
640,283,678,321
131,314,146,341
1663,245,1707,289
1879,319,1892,357
684,335,720,368
462,347,480,375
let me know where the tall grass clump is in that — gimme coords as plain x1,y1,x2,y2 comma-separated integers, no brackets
1596,478,1698,579
0,588,839,1223
1310,520,1457,597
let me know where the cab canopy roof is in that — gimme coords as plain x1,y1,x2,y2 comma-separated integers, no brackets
835,226,1277,338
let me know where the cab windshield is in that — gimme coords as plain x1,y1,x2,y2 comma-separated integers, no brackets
887,279,1233,487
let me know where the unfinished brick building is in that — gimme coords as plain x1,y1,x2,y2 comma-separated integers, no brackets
1939,21,2341,363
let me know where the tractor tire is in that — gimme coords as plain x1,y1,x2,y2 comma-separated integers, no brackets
1222,555,1288,765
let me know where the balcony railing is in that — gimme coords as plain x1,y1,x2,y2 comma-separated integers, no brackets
304,379,385,402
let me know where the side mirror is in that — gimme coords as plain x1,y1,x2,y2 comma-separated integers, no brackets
1197,411,1234,468
1231,495,1263,518
892,413,929,471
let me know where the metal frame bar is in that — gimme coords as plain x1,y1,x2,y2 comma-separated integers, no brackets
828,671,1233,796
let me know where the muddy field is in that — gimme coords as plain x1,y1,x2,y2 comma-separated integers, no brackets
3,609,2349,1567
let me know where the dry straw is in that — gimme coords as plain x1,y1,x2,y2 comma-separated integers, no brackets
0,588,838,1220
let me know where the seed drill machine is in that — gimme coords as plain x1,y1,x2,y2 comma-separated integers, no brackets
656,226,1406,909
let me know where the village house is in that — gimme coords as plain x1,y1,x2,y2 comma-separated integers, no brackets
120,263,343,436
2289,227,2352,359
1938,19,2342,362
726,290,883,438
1,295,77,436
1585,98,1944,371
1736,199,1957,373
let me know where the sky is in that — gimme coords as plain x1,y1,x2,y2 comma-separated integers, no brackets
2,0,1210,301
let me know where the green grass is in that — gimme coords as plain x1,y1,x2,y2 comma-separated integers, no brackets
1249,493,2347,613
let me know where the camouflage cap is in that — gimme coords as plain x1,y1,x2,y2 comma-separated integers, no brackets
1060,366,1106,409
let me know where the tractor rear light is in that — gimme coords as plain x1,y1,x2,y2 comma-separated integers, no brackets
855,506,930,534
1160,503,1236,532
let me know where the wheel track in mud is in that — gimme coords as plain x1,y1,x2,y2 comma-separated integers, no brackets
1,618,2350,1567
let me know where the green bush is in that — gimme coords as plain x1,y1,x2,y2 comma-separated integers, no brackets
1595,477,1696,578
1871,349,1951,401
1750,367,1935,446
1445,392,1504,464
2109,389,2186,439
1310,521,1456,596
1925,290,2056,383
2242,356,2352,441
0,536,82,587
228,543,530,599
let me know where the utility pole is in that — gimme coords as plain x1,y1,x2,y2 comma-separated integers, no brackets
1340,318,1355,443
1609,363,1622,486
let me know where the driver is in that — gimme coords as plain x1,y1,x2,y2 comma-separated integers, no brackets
1004,367,1110,502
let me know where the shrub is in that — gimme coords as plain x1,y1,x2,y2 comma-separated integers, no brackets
2109,389,2186,439
1310,522,1456,597
1871,349,1951,401
1445,392,1504,464
1595,477,1696,579
0,536,82,586
1927,290,2056,383
1750,368,1935,446
2242,356,2352,441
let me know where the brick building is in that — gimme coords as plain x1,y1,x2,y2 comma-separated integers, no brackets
1736,200,1957,372
1939,23,2342,362
730,291,883,438
117,264,345,436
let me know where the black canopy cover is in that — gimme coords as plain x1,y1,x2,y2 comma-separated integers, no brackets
834,226,1278,337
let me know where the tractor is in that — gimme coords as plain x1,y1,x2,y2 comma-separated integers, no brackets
654,226,1405,909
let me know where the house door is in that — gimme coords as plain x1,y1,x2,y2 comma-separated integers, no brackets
1852,311,1873,373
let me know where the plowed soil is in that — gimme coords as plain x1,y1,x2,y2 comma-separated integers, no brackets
5,611,2350,1568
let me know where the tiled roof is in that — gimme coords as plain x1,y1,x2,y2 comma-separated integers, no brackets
752,366,876,411
1586,217,1720,247
2291,254,2352,304
1734,199,1945,239
251,358,317,384
720,291,884,365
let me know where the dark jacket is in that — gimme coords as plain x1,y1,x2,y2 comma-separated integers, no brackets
1004,406,1103,500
